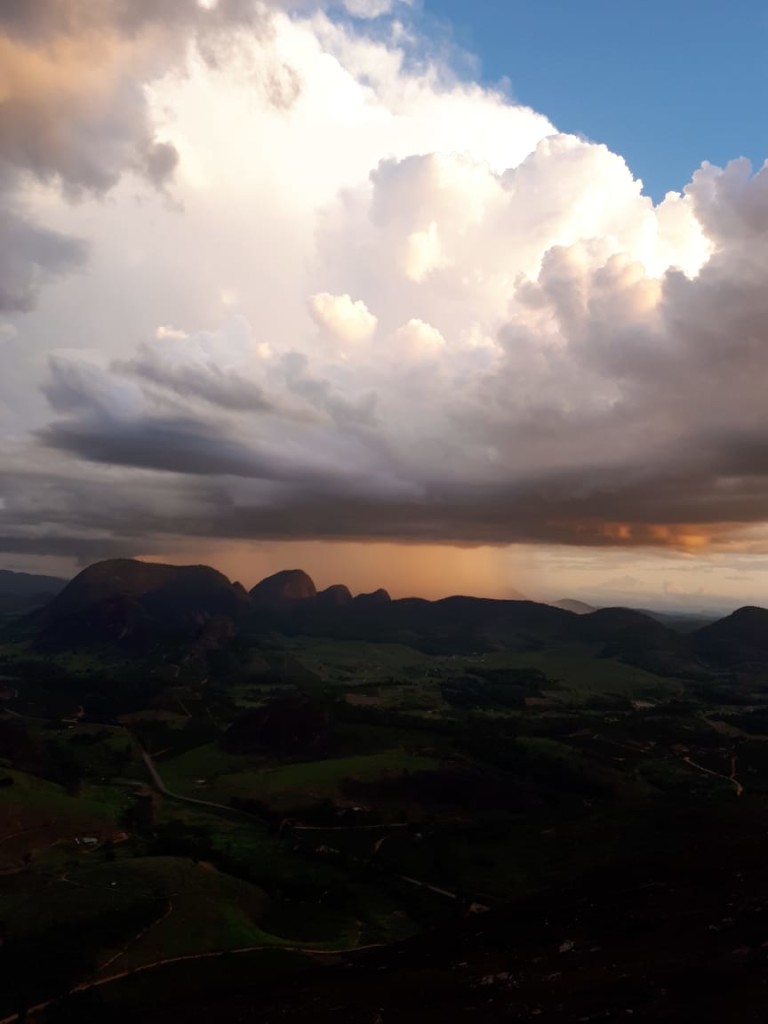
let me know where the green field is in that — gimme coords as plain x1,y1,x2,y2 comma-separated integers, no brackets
0,852,385,989
294,640,435,682
292,638,684,715
0,854,362,1017
2,624,752,1020
151,803,420,945
0,769,130,871
159,744,440,812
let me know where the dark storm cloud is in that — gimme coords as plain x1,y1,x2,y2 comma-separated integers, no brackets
116,353,275,413
38,415,291,479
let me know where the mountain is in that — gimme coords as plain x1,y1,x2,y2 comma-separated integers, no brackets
694,606,768,666
0,569,68,614
315,584,353,607
576,606,667,640
0,569,67,597
575,607,704,676
554,598,597,615
553,598,716,633
39,559,250,644
353,587,392,608
285,592,577,654
249,569,317,608
22,558,765,672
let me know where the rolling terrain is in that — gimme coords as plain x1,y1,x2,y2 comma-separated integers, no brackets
2,559,768,1020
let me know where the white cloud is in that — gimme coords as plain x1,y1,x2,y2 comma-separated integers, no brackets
391,318,445,359
309,292,378,344
342,0,397,17
155,325,190,341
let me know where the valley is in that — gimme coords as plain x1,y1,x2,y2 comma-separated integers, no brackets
2,561,768,1020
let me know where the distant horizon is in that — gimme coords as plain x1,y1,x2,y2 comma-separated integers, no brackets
0,554,746,618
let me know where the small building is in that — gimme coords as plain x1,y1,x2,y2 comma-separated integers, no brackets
75,836,99,847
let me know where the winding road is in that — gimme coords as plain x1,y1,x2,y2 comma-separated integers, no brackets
0,726,485,1022
682,755,744,797
0,940,387,1024
139,749,258,818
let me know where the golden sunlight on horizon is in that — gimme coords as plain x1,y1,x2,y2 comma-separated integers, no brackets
138,538,767,614
140,540,534,601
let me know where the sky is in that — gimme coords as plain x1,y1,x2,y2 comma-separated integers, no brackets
0,0,767,613
424,0,768,202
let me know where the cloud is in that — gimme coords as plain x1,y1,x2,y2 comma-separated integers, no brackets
2,1,768,571
341,0,398,18
117,317,275,412
391,319,446,361
0,0,278,311
0,209,87,311
308,292,378,344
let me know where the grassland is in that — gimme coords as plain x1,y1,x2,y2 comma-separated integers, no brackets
496,645,686,703
0,848,401,1005
159,744,440,813
2,626,759,1020
292,640,435,682
151,801,419,943
292,638,685,716
0,768,130,872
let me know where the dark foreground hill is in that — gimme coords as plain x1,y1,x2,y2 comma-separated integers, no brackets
90,806,768,1024
37,559,250,645
554,598,597,615
694,605,768,667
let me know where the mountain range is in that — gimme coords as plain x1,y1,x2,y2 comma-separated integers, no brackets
2,558,763,678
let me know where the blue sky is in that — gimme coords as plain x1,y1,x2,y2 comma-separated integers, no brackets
422,0,768,200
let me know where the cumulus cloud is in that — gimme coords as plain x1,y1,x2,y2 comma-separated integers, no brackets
2,1,768,571
309,292,378,344
0,0,278,310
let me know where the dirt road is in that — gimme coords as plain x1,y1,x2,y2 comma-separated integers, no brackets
682,755,744,797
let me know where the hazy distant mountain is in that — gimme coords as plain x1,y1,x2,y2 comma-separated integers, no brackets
0,569,68,615
0,569,67,597
555,596,717,633
553,598,597,615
